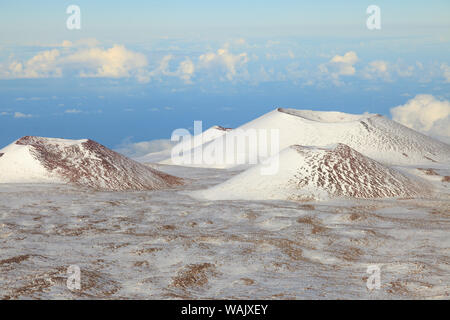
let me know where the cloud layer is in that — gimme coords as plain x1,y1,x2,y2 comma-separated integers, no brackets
198,45,249,81
391,94,450,140
1,45,149,82
0,40,448,87
64,45,148,80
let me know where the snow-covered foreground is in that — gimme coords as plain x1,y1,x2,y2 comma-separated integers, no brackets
0,164,448,299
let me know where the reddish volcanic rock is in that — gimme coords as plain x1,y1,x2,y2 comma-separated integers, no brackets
6,136,183,191
289,143,429,199
213,126,233,132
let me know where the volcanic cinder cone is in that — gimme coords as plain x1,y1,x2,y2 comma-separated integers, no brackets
0,136,183,191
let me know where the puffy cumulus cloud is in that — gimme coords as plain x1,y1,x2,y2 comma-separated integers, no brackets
0,41,148,82
146,55,195,83
330,52,358,69
319,51,358,83
369,60,388,73
363,60,391,81
147,54,173,79
330,51,358,75
2,49,62,79
115,138,176,158
391,94,450,139
364,60,418,81
177,58,195,83
0,41,194,83
441,63,450,82
64,45,148,81
0,42,149,82
198,46,249,81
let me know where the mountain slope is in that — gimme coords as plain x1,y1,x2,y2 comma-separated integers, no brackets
138,125,232,164
172,108,450,168
0,136,183,191
193,143,432,201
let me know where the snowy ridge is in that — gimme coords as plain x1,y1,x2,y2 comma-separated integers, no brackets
0,136,183,191
173,108,450,168
193,143,432,201
138,125,232,164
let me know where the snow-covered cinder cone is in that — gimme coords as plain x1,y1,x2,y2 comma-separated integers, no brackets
193,143,432,201
172,108,450,168
137,125,232,164
0,136,183,191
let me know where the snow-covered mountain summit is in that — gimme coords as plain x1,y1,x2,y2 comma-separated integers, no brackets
0,136,183,191
167,108,450,168
194,143,432,201
138,125,232,164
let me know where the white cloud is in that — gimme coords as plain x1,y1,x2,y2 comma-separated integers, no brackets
177,58,195,83
144,54,173,81
14,112,33,118
319,51,358,83
64,44,148,81
198,45,249,81
2,49,62,79
441,63,450,82
330,51,358,75
391,94,450,139
0,43,149,82
146,55,195,83
363,60,391,81
330,51,358,64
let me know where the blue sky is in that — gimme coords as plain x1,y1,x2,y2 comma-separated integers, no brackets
0,1,449,152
